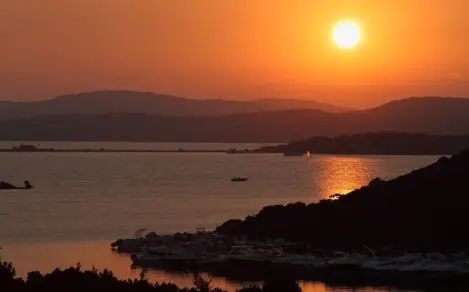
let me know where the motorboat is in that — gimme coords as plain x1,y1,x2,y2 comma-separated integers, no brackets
361,258,394,270
327,253,369,269
287,256,328,268
110,229,163,253
227,245,283,264
231,177,248,182
131,246,198,267
229,253,277,264
132,253,197,267
398,253,447,272
398,260,432,272
426,262,461,272
197,254,231,266
374,253,425,272
359,245,394,269
271,254,308,265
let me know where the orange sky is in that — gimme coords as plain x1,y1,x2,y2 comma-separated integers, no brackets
1,0,468,108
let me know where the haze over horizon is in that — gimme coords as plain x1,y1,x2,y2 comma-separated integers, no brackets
1,1,468,108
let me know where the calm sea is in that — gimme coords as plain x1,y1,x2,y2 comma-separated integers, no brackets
0,141,439,292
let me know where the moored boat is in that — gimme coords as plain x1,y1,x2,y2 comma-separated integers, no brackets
226,245,283,265
398,253,447,272
131,246,198,268
374,253,425,272
327,253,369,269
231,177,248,182
361,259,394,270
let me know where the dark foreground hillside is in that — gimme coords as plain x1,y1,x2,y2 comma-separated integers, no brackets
216,148,469,251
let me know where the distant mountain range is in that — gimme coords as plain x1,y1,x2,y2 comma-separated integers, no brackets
0,90,350,120
0,94,469,143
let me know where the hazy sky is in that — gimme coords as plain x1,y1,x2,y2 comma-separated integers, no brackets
1,0,468,107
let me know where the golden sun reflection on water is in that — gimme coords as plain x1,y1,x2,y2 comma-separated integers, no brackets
310,156,378,200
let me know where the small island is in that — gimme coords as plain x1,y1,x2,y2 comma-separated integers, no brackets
254,132,469,155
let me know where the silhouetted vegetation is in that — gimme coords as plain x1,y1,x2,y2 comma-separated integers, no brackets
2,96,469,142
216,148,469,251
0,261,303,292
256,132,469,155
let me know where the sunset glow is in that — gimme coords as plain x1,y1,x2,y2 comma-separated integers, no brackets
0,1,468,107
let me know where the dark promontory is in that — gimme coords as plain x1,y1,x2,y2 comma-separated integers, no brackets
216,148,469,251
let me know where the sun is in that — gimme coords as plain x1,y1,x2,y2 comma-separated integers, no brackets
332,21,361,49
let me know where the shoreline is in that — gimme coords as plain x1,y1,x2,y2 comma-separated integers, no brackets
3,239,469,291
0,148,450,155
0,149,234,153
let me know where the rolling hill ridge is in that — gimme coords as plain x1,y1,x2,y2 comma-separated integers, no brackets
0,96,468,143
0,90,350,120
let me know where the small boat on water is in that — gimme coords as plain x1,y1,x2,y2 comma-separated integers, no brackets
231,177,248,182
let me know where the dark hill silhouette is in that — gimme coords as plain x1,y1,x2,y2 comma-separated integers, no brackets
0,90,350,120
0,96,469,142
215,148,469,251
345,96,469,135
0,110,333,142
256,132,469,155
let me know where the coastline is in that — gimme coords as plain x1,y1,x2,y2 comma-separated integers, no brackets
0,149,232,153
0,148,452,155
3,239,469,292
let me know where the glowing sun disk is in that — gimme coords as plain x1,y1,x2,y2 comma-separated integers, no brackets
333,21,361,49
